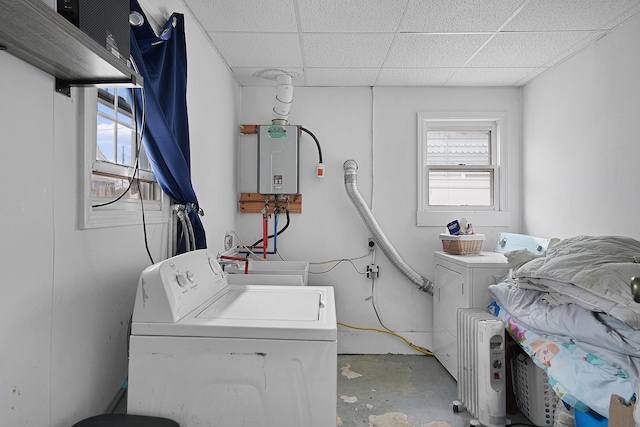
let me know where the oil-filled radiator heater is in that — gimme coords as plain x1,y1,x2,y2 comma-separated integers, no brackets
454,308,507,427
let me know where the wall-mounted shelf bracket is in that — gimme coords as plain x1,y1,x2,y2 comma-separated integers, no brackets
0,0,143,96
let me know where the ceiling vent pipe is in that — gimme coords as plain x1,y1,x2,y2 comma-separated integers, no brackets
272,73,294,125
343,160,434,294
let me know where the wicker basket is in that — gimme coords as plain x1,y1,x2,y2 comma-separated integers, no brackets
439,233,485,255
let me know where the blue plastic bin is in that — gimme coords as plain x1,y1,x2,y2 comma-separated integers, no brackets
574,409,608,427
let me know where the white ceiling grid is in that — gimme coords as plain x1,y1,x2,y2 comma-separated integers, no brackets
181,0,640,87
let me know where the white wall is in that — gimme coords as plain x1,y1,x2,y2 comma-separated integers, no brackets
522,13,640,240
0,0,239,425
239,86,522,353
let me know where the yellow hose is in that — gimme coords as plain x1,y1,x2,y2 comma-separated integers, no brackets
337,322,434,356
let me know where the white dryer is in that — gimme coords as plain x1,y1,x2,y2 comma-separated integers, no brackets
127,249,337,427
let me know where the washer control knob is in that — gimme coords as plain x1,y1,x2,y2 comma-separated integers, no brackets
492,360,502,369
176,274,188,288
186,270,195,282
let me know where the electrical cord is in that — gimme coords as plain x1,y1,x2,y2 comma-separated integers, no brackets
309,253,370,275
229,229,432,356
90,146,140,208
300,126,323,163
337,322,434,356
131,56,154,265
371,277,433,355
92,74,146,209
337,277,434,356
93,56,154,265
327,265,434,356
131,58,154,265
138,175,154,264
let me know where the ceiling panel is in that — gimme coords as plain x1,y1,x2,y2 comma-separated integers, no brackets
504,0,640,31
385,34,491,67
302,33,394,67
466,31,604,68
209,33,303,68
175,0,640,87
305,68,380,86
231,67,306,86
400,0,527,33
376,68,457,86
298,0,408,32
186,0,298,32
445,67,544,86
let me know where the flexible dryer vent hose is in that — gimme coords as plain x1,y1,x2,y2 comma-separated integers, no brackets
343,160,434,294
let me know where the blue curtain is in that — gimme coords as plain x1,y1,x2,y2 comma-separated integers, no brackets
129,0,206,252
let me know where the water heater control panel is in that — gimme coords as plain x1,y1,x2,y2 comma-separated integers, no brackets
258,125,299,195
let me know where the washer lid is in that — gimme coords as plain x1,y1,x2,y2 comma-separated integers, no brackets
197,288,320,321
131,285,337,341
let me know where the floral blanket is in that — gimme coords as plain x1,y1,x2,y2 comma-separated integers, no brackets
488,282,637,418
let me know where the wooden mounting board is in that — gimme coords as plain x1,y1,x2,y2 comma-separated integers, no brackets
239,193,302,214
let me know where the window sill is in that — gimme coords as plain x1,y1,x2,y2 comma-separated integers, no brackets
81,199,169,229
417,210,511,227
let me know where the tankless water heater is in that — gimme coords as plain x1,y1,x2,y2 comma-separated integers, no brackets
258,125,299,195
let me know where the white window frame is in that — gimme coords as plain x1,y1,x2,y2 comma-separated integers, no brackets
417,111,510,227
80,87,169,229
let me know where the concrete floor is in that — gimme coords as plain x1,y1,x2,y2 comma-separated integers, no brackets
114,354,533,426
336,354,531,427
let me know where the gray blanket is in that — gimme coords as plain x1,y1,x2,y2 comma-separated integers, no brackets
512,235,640,329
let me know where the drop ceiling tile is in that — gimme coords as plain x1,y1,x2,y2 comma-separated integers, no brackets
209,33,303,68
401,0,527,33
232,68,306,86
376,68,457,86
445,67,545,86
184,0,298,32
513,68,548,86
467,31,603,68
385,34,491,67
305,68,379,86
504,0,640,31
298,0,408,32
303,34,394,67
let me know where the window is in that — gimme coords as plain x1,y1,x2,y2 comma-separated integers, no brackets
417,112,510,227
94,88,160,202
81,87,169,229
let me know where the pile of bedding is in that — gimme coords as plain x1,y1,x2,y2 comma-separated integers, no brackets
488,235,640,418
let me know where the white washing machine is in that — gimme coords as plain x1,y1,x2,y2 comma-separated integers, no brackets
127,249,337,427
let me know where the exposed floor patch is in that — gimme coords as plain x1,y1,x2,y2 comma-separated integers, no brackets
369,412,414,427
340,395,358,403
422,422,452,427
341,363,363,379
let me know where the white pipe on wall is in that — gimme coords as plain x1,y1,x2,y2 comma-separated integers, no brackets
272,73,293,124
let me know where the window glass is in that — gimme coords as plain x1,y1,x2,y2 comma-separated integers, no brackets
428,170,492,206
426,129,492,207
426,131,490,166
93,87,160,202
417,112,509,227
81,87,168,230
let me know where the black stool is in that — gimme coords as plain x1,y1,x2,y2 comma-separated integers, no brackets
71,414,180,427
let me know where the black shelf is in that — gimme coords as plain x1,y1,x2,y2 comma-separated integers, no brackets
0,0,142,94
